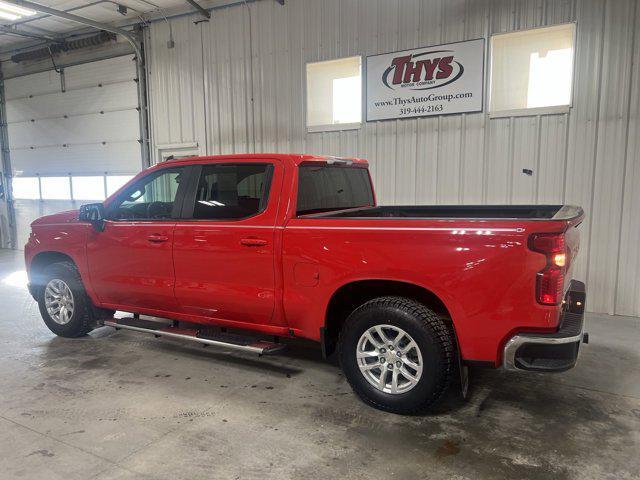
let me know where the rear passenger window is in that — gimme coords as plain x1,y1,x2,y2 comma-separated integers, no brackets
297,165,374,215
192,164,272,220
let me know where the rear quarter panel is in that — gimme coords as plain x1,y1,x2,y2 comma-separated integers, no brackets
282,217,570,363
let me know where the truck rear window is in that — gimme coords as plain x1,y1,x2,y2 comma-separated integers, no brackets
297,164,374,215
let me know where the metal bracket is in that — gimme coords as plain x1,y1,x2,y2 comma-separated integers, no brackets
45,46,66,93
0,25,61,42
186,0,211,19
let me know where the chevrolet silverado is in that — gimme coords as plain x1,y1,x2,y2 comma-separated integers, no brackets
25,154,587,413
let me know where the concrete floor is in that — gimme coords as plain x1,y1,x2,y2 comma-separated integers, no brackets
0,249,639,480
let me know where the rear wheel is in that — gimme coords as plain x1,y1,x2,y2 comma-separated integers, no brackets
37,261,101,338
339,296,454,414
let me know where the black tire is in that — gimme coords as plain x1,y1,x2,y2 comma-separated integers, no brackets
339,296,454,414
37,261,98,338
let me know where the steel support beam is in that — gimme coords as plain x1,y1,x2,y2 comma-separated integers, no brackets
0,74,17,249
185,0,210,19
0,25,61,42
6,0,151,167
7,1,142,58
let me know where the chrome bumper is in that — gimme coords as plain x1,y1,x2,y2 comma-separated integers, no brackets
503,280,588,372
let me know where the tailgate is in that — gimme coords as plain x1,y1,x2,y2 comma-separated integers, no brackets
563,220,582,294
551,205,584,295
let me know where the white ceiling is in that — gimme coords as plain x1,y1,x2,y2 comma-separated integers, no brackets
0,0,199,52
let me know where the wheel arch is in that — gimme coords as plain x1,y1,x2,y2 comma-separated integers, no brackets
322,279,457,358
28,251,78,297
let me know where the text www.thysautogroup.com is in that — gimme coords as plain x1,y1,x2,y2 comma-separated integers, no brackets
373,92,473,116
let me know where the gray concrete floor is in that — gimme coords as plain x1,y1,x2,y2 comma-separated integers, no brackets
0,249,639,480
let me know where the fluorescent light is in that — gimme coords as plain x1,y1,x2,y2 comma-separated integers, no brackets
0,10,19,20
0,1,37,16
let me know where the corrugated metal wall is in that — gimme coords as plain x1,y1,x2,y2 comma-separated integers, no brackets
145,0,640,317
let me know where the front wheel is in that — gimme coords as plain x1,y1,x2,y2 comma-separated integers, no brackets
37,261,98,338
339,296,454,414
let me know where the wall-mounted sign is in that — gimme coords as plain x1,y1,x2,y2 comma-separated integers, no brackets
366,38,484,121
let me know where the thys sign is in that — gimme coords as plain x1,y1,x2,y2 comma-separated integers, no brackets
366,39,484,121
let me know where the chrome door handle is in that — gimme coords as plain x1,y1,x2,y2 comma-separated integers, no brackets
147,234,169,243
240,238,267,247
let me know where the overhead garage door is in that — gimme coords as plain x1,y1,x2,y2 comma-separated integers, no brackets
4,55,142,249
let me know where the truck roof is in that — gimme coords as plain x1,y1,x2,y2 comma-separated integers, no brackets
162,153,369,167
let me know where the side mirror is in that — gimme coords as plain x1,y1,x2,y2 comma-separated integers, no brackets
79,203,106,232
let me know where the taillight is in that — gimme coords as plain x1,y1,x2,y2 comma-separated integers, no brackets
529,233,566,305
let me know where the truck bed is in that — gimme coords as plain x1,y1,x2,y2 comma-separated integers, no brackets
306,204,583,221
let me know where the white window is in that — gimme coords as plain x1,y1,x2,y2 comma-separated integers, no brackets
489,23,575,116
41,177,71,200
12,177,40,199
72,176,106,201
106,175,134,197
306,56,362,131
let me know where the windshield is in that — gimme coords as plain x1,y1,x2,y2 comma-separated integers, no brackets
296,164,374,215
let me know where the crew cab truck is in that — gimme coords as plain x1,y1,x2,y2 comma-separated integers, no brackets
25,154,587,414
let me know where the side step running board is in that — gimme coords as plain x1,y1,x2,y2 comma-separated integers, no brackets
104,318,287,355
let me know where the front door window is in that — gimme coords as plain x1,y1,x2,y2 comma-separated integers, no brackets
107,167,187,220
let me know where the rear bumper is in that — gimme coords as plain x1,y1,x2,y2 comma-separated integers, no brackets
503,280,587,372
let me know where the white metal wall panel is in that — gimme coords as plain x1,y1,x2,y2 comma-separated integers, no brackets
146,18,206,156
564,0,605,307
146,0,640,317
4,55,141,176
613,0,640,317
587,0,637,314
64,55,137,88
6,84,138,123
9,143,142,177
3,70,59,99
537,115,568,203
8,111,139,149
4,55,142,250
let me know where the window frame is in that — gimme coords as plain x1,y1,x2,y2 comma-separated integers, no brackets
179,162,275,222
104,165,194,222
488,22,577,118
305,55,363,133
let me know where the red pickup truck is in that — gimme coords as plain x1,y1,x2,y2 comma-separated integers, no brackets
25,154,587,413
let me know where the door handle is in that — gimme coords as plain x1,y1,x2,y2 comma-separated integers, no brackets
147,234,169,243
240,238,268,247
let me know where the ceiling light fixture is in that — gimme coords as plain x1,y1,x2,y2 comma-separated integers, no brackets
0,10,19,20
0,1,37,18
